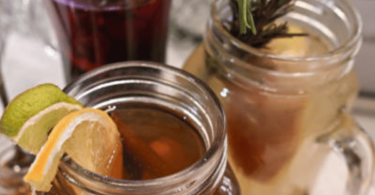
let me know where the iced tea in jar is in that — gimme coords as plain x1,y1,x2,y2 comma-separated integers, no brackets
38,62,240,195
183,0,375,194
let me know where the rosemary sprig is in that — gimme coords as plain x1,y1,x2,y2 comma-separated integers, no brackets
235,0,257,35
227,0,308,48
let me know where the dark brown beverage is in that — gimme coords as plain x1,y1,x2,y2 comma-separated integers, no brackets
45,0,171,80
103,106,239,195
108,107,206,180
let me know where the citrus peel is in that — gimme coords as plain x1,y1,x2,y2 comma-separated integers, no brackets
24,108,122,192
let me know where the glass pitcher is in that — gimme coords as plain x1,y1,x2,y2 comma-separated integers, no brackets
44,0,172,81
183,0,375,194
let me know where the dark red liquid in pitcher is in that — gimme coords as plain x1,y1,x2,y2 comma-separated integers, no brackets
45,0,171,80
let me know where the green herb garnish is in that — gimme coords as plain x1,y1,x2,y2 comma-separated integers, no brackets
227,0,307,48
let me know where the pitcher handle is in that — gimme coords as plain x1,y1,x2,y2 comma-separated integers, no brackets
318,114,375,195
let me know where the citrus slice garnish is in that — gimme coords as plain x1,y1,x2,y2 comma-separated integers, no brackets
24,108,123,192
0,84,83,154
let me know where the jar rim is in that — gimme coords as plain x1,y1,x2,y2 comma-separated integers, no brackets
61,61,227,192
210,0,363,62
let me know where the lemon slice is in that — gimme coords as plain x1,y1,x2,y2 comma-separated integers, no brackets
24,108,123,192
0,84,83,154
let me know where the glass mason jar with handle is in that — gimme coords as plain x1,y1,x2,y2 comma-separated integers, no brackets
38,62,240,195
183,0,375,194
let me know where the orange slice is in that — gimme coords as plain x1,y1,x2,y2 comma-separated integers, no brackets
24,108,123,191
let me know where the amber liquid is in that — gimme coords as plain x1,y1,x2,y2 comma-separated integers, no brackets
42,105,240,194
107,107,239,194
109,107,205,180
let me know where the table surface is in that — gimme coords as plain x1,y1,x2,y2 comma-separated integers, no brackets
1,30,374,195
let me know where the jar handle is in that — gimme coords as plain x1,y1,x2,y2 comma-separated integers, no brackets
318,114,375,195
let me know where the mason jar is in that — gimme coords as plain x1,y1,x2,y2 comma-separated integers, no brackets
38,62,240,195
183,0,375,194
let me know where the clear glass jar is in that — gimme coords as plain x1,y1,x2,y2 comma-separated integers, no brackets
41,62,240,195
183,0,375,194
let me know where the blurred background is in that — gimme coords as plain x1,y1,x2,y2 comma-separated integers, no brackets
347,0,375,96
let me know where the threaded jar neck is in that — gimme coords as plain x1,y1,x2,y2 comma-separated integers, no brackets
56,62,227,195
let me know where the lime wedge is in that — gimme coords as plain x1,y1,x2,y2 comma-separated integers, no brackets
0,84,83,154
